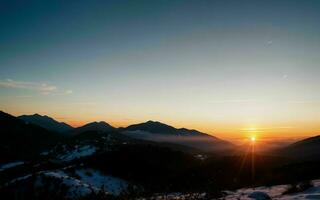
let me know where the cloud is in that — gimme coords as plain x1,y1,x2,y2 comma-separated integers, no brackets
65,90,73,94
210,99,256,104
0,79,72,95
239,127,294,132
288,100,320,104
0,79,56,92
73,102,96,106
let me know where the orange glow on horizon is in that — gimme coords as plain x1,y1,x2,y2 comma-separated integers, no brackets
6,109,320,143
66,119,319,144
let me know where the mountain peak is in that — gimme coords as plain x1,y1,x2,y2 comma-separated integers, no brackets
122,119,233,152
125,120,185,135
86,121,111,126
18,114,73,133
98,121,109,124
70,121,115,135
144,120,167,125
146,120,158,123
31,113,54,121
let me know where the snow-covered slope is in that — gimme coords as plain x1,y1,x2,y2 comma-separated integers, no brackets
75,168,128,195
3,167,129,199
222,179,320,200
57,145,96,162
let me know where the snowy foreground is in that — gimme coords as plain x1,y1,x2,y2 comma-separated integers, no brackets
3,166,128,198
3,170,320,200
222,179,320,200
2,158,320,199
143,180,320,200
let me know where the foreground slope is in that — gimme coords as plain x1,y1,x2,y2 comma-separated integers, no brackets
222,179,320,200
0,111,63,163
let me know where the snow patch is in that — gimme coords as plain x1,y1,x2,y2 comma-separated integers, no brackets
222,179,320,200
2,166,129,198
0,161,25,172
40,151,49,156
57,145,96,162
38,171,97,199
4,174,32,186
75,168,128,195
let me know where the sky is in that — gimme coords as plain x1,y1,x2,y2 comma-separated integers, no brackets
1,0,320,141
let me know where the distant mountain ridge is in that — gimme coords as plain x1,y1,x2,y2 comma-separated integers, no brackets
8,111,235,153
125,120,215,137
18,114,73,133
278,135,320,160
69,121,115,135
122,120,234,152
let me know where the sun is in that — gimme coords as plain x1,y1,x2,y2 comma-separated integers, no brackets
250,136,256,142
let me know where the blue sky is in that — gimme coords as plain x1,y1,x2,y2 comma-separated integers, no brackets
1,0,320,139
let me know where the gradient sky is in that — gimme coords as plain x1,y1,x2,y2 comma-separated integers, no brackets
1,0,320,141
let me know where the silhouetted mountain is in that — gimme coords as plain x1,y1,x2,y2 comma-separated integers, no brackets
70,121,115,135
122,120,234,152
125,120,210,136
125,120,177,134
278,135,320,160
18,114,73,133
0,111,63,163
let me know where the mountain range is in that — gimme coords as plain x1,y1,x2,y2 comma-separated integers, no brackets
3,110,320,161
1,110,320,199
17,112,234,152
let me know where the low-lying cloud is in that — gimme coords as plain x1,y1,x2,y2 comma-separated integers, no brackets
0,79,72,95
